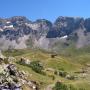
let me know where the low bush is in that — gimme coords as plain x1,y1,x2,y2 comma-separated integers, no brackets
30,61,44,74
59,71,67,77
53,82,85,90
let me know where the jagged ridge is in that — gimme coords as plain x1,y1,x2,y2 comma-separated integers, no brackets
0,16,90,50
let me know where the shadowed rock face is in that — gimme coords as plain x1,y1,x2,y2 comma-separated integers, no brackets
0,16,90,50
84,18,90,32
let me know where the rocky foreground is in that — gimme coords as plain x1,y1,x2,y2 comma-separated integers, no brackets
0,51,38,90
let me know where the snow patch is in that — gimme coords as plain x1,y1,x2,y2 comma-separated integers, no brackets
4,25,13,29
0,28,3,32
6,21,11,24
60,35,68,39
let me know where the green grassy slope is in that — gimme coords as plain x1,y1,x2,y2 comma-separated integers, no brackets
3,48,90,90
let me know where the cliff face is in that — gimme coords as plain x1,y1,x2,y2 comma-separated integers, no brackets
0,16,90,50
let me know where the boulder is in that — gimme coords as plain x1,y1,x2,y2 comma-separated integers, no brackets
20,57,31,65
7,56,16,64
7,64,18,76
51,54,57,58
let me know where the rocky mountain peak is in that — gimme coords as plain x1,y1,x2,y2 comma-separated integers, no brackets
0,16,90,50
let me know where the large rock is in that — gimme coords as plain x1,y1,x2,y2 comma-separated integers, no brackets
20,57,31,65
0,54,39,90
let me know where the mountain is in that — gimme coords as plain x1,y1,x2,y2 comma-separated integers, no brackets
0,16,90,51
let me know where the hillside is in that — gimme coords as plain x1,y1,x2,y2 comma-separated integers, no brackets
1,48,90,90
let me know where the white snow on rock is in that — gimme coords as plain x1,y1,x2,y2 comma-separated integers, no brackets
6,21,11,24
0,28,3,32
60,35,68,39
4,25,13,29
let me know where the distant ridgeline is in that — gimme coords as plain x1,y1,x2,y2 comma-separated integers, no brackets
0,16,90,51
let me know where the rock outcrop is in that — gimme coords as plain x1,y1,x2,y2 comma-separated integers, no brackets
0,16,90,50
0,53,38,90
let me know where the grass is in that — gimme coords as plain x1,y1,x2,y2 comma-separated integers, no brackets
2,48,90,90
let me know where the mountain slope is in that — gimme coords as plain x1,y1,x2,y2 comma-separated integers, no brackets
0,16,90,50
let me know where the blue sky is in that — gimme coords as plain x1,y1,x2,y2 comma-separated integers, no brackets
0,0,90,21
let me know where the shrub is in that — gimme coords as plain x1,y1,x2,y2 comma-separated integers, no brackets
30,61,44,74
53,82,85,90
53,82,68,90
59,71,67,77
17,60,45,74
58,68,64,71
54,70,58,75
